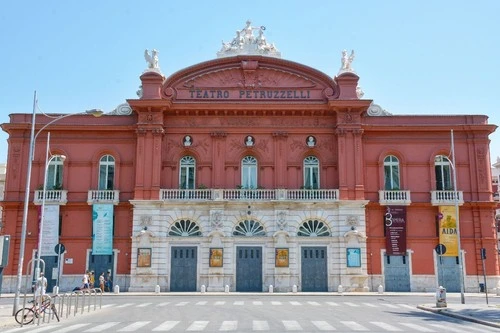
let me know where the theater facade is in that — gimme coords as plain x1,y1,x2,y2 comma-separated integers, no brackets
1,22,499,293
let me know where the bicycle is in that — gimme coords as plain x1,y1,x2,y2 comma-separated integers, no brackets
15,295,60,325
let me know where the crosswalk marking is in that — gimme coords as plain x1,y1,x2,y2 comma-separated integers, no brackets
361,302,377,307
152,321,180,331
136,302,153,307
397,304,415,309
253,320,269,331
175,301,189,306
219,321,238,331
307,301,321,306
116,303,134,308
84,322,120,332
379,303,398,309
326,301,340,306
157,302,171,306
186,321,209,331
343,302,360,307
52,323,91,332
101,304,115,308
214,301,225,305
6,325,59,333
400,323,436,332
370,321,403,331
234,301,244,305
271,301,282,305
428,323,469,332
282,320,302,330
195,301,207,305
117,321,151,332
289,301,302,306
252,301,263,305
312,320,336,331
340,321,369,331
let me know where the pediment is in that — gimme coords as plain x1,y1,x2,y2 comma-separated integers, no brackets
162,57,339,102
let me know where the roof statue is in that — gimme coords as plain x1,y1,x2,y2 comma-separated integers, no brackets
144,49,162,74
338,49,355,75
217,20,281,58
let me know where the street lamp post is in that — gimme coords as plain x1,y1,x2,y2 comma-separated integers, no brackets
12,91,103,313
450,129,465,304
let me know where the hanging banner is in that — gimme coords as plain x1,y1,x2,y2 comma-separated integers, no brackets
438,206,458,256
40,205,60,256
384,206,407,255
92,204,114,255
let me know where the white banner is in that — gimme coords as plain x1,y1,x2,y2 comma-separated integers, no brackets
40,205,60,256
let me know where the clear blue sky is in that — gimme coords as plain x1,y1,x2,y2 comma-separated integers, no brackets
1,1,499,164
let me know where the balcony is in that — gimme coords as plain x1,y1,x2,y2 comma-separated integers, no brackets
378,190,411,206
159,189,339,202
34,190,68,205
87,190,120,205
431,190,464,206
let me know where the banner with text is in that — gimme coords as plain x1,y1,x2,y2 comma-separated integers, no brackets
40,205,60,256
92,204,114,255
438,206,458,256
384,206,407,255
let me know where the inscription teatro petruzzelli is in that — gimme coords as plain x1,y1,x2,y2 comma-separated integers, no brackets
188,89,312,99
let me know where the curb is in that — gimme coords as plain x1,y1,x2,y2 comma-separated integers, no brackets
417,305,500,330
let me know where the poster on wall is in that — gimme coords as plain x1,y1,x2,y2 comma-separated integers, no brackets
40,205,60,256
92,204,114,255
346,248,361,267
275,248,289,267
384,206,407,255
209,248,223,267
137,248,151,267
438,206,459,256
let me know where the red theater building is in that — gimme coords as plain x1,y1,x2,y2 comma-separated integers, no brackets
1,21,499,293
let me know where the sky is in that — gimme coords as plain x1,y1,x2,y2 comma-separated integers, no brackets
0,1,499,164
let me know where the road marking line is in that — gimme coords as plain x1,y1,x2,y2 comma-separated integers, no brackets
312,320,336,330
370,322,403,331
219,321,238,331
428,323,468,332
397,304,415,309
326,302,339,306
116,303,134,308
186,321,209,331
343,302,360,307
340,321,369,331
253,320,269,331
195,301,207,305
361,303,377,307
84,322,120,332
214,301,225,305
289,301,302,306
252,301,263,305
117,321,151,332
400,323,436,332
379,303,398,308
307,301,321,306
175,302,189,306
136,302,153,307
152,321,180,331
271,301,282,305
157,302,171,306
282,320,302,331
234,301,244,305
52,323,92,332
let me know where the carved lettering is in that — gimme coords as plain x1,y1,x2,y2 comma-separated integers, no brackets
188,89,312,100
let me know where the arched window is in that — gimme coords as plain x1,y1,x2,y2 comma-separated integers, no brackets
169,219,201,236
98,155,115,190
435,155,452,190
303,156,319,189
233,219,265,236
179,156,196,189
384,155,400,190
47,156,64,190
241,156,257,189
297,219,330,237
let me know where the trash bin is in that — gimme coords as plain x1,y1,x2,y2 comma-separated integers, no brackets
479,283,485,292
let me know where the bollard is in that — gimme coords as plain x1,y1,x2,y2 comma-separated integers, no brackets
292,285,297,293
201,285,206,293
114,285,120,294
338,285,343,295
378,285,384,294
53,286,59,295
269,285,273,293
155,285,160,294
436,286,447,308
224,285,229,293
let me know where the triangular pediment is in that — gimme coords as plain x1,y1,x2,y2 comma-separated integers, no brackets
162,56,339,102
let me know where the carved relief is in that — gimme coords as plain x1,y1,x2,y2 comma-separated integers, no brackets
276,211,287,231
211,211,224,230
140,215,152,227
477,148,487,186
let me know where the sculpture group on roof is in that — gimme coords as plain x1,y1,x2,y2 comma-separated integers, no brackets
217,20,281,58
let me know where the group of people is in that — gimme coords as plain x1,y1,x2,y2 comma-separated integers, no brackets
74,270,112,292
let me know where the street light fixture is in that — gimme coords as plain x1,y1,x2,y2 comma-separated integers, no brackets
13,91,103,313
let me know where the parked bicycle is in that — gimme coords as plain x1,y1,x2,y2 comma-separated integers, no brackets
15,295,60,325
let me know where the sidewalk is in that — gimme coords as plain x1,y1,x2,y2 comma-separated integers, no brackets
1,292,499,330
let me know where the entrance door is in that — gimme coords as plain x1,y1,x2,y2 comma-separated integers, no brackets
40,256,58,293
236,246,262,292
88,252,114,287
301,247,327,292
170,247,197,291
384,254,410,292
437,256,461,292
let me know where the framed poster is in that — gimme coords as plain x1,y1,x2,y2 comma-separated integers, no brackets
209,248,223,267
137,248,151,267
346,248,361,267
275,248,289,267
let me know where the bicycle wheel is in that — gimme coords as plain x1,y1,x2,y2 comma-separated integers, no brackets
15,307,35,325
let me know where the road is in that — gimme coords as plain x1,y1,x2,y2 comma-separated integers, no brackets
2,294,499,332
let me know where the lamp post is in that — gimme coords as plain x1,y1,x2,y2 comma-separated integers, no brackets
13,91,103,313
450,129,465,304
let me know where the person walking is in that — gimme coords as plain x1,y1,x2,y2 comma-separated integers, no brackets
89,271,95,288
82,270,90,289
105,271,112,292
99,272,105,291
